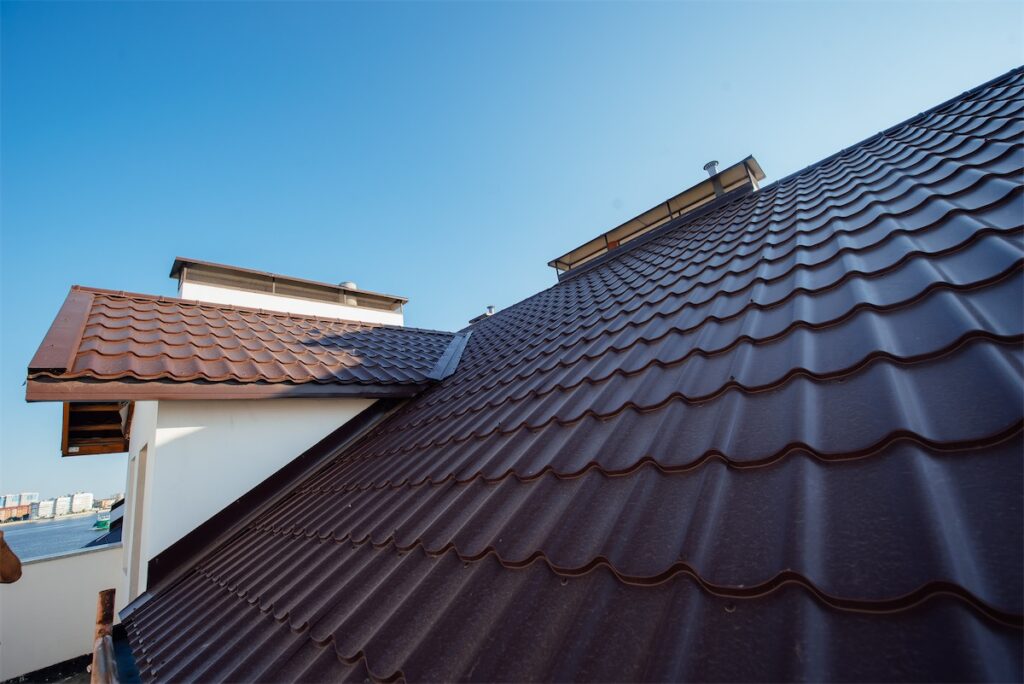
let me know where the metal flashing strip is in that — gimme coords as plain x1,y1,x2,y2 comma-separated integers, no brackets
27,288,95,373
169,256,409,305
426,331,472,381
555,183,758,283
548,156,765,274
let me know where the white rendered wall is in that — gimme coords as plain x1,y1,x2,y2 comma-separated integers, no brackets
0,544,127,681
125,398,373,595
179,281,404,326
123,401,158,587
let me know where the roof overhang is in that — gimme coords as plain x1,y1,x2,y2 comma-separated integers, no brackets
26,378,429,403
25,284,467,404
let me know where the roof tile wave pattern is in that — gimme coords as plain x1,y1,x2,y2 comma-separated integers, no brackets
124,67,1024,681
32,288,456,387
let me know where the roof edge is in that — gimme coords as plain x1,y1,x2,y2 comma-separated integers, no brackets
553,64,1024,285
555,183,757,283
548,155,765,272
764,64,1024,194
27,289,94,373
25,378,428,402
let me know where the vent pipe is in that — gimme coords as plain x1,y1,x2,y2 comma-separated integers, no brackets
704,160,724,196
468,305,497,325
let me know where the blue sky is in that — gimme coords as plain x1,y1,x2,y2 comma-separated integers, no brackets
2,1,1021,499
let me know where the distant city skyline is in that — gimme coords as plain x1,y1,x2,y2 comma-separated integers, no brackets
1,490,122,505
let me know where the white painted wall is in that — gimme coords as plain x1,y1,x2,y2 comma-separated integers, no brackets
0,544,127,681
124,397,373,596
179,281,404,325
123,401,158,583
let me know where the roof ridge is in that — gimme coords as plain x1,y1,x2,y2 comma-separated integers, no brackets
555,64,1024,283
446,196,1024,387
72,284,456,336
763,64,1024,193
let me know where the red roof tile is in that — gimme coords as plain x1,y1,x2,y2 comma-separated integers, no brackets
26,287,459,400
124,67,1024,681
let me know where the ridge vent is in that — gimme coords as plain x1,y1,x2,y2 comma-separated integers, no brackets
548,156,765,277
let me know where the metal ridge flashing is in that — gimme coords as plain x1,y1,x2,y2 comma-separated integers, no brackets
170,256,409,304
549,156,764,275
426,332,472,381
555,183,758,283
551,64,1024,286
27,288,95,373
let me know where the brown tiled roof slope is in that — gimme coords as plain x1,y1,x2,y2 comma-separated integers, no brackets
26,287,458,400
124,67,1024,681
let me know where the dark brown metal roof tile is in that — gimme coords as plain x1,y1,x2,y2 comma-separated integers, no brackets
124,66,1024,681
26,288,457,400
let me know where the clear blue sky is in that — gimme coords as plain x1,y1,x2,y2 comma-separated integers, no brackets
2,1,1021,500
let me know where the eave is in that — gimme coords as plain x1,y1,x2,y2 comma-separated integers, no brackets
25,378,429,402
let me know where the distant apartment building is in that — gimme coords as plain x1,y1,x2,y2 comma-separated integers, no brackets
19,492,40,504
53,495,71,516
70,492,93,513
36,499,55,518
0,505,30,523
1,494,18,507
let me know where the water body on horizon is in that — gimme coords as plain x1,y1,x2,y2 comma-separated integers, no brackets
2,514,106,560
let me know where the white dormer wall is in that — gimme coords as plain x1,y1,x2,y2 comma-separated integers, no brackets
177,281,404,326
122,397,375,600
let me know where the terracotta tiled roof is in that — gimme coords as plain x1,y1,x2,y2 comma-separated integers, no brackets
26,287,460,400
123,67,1024,681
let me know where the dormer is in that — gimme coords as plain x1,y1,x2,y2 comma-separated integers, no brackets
169,257,406,325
